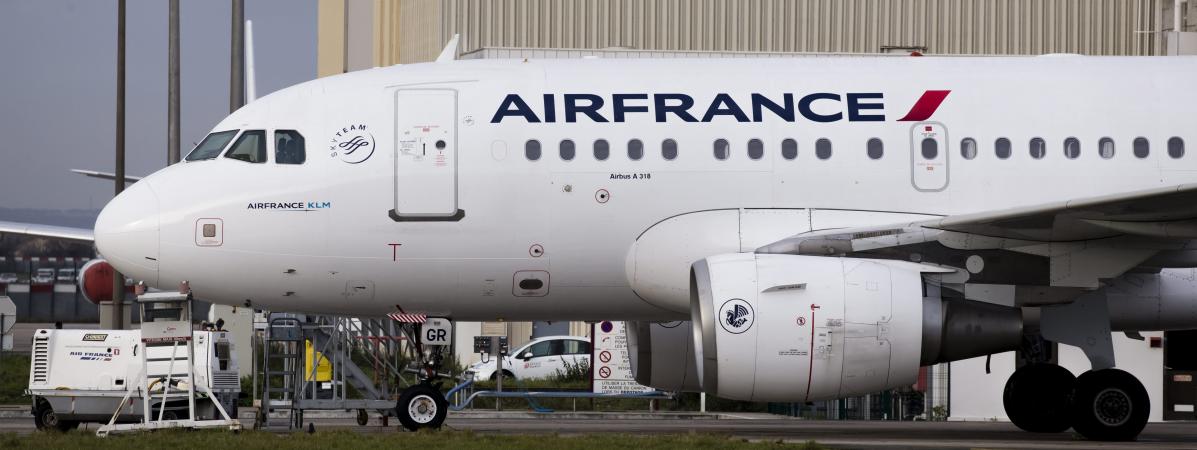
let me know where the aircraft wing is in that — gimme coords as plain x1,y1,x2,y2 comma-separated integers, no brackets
0,220,94,243
70,169,142,184
758,183,1197,289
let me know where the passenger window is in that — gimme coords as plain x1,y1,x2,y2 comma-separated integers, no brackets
274,130,305,164
713,139,729,160
1099,137,1115,159
1133,137,1150,158
186,130,239,161
1169,137,1185,159
594,139,610,161
224,130,267,163
526,341,552,358
781,138,798,160
1063,137,1080,159
995,138,1011,159
1029,138,1045,159
628,139,644,160
960,138,977,160
867,138,883,160
920,138,938,159
559,139,575,161
661,139,678,160
747,139,764,160
562,340,589,355
525,139,541,161
815,138,832,160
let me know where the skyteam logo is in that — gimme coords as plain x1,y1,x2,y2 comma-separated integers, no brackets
718,298,754,334
329,123,375,164
490,91,951,124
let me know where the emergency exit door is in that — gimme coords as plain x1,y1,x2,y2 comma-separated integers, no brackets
390,89,464,221
910,122,948,192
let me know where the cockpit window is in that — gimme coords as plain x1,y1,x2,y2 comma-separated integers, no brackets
224,130,267,163
185,130,238,161
275,130,306,164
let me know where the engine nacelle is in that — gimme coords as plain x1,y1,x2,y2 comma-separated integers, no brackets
626,321,701,392
690,253,1022,402
78,259,117,305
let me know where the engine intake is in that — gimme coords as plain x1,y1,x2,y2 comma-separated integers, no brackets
690,253,1022,402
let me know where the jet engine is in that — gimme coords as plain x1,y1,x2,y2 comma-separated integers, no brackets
690,253,1022,402
77,259,132,304
626,321,702,392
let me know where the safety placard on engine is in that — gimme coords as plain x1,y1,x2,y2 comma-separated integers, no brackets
591,321,654,394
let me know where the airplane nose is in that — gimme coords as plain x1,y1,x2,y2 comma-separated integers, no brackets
94,179,160,286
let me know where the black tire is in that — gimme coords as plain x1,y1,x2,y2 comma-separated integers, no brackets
1003,363,1075,433
356,408,369,426
32,400,46,430
489,370,514,381
396,384,448,431
34,401,77,432
1070,369,1149,441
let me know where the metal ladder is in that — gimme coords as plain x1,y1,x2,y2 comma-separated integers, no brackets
260,316,303,429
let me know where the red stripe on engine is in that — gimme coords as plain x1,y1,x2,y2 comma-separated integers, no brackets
897,90,951,122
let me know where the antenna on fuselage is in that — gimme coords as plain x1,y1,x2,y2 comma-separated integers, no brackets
435,34,460,63
245,19,257,102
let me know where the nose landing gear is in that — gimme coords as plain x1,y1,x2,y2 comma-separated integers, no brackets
391,317,454,431
1003,364,1149,441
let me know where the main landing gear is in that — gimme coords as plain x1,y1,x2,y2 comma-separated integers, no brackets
1004,364,1149,441
392,319,452,431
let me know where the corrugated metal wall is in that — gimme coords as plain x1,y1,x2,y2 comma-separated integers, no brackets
371,0,1163,64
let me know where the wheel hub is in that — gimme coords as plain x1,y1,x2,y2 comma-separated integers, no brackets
407,394,438,424
1093,388,1132,427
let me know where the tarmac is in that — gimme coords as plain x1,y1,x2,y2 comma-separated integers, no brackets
1,406,1195,449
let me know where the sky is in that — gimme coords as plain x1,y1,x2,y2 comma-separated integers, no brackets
0,0,316,210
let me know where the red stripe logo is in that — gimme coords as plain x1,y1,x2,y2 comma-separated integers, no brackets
897,90,951,122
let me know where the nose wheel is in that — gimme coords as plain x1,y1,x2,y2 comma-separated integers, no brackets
396,383,448,431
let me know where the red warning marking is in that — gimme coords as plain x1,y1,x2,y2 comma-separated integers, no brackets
796,317,806,326
598,366,612,379
804,305,818,402
598,350,612,363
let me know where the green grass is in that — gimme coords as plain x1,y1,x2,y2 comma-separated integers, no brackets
0,354,30,404
0,430,826,449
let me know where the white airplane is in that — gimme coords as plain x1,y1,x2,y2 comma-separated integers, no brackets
4,46,1197,439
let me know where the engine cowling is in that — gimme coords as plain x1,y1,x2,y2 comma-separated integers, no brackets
78,259,117,305
626,321,702,392
690,253,1022,402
